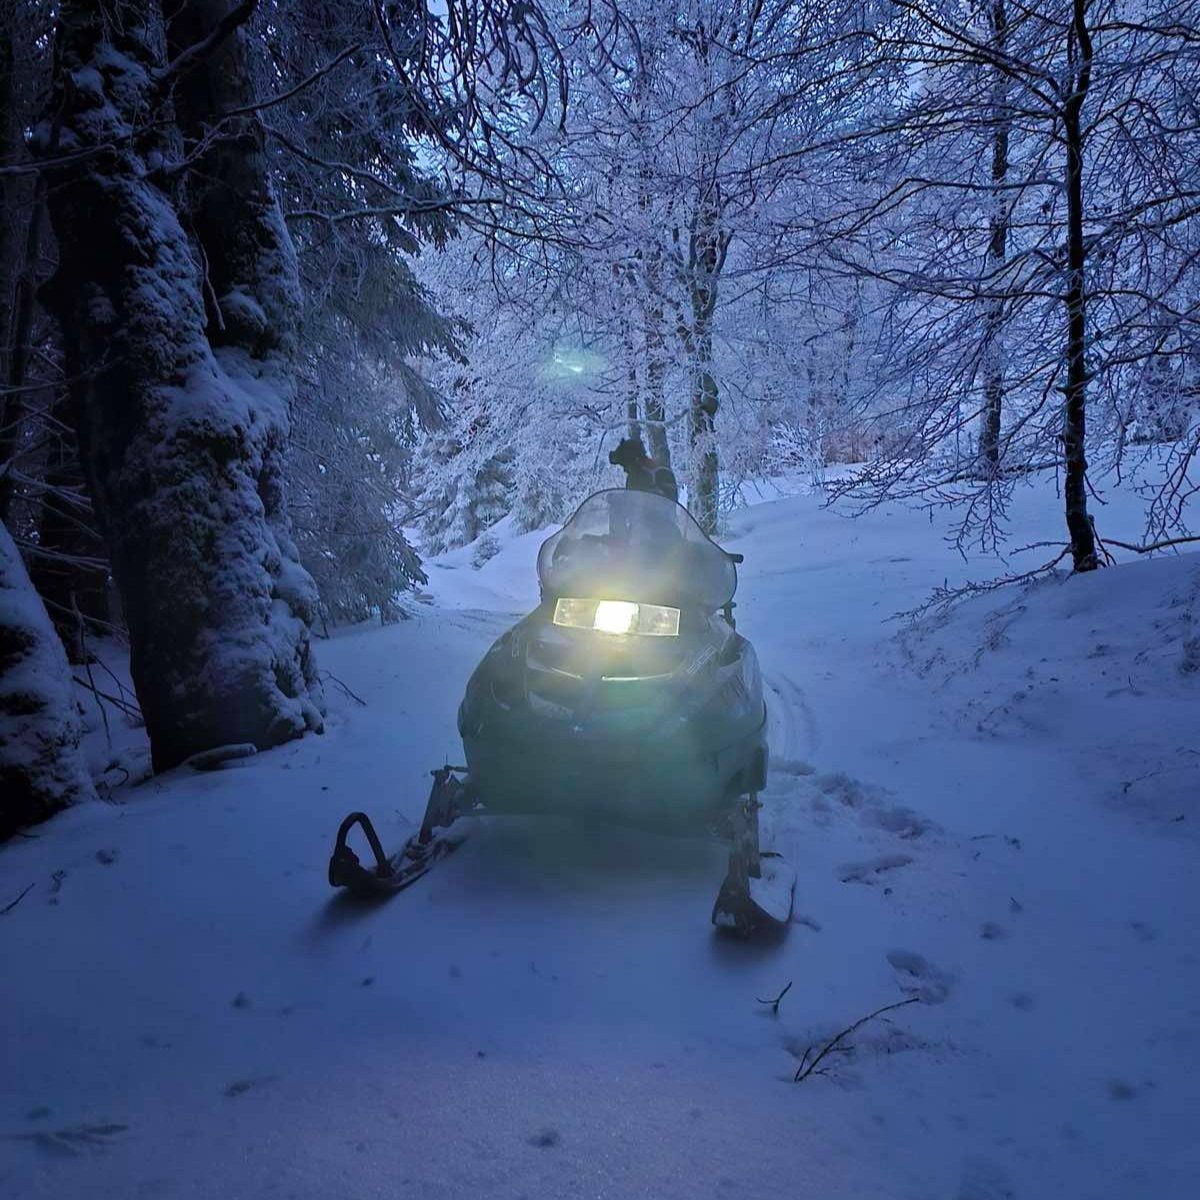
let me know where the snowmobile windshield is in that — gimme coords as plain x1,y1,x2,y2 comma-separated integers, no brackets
537,489,738,611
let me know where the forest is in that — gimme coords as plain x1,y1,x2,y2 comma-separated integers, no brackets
3,0,1197,824
1,4,1198,1197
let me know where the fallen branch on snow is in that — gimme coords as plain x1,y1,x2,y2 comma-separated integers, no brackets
756,981,793,1016
322,670,367,707
2,883,35,915
794,997,920,1082
184,743,258,771
898,549,1070,622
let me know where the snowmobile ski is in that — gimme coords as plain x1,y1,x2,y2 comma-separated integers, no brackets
328,767,473,898
711,795,795,936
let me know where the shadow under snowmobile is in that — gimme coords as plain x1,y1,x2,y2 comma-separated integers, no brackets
328,766,794,938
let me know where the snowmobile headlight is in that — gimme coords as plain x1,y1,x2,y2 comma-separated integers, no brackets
553,598,680,637
593,600,640,634
552,598,598,629
635,603,681,637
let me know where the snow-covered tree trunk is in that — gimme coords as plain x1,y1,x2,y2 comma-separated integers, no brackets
690,320,720,533
38,0,324,771
686,206,728,535
643,253,672,468
1,521,96,838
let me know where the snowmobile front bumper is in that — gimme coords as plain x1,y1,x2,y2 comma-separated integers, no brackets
460,707,767,830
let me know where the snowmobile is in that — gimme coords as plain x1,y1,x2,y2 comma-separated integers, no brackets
329,488,794,935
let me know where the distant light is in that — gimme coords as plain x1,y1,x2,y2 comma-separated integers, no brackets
552,351,586,375
543,345,605,382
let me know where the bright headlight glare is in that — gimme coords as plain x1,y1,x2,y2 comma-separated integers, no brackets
593,600,639,634
553,598,680,637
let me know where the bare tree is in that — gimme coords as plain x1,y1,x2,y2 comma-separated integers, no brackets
771,0,1200,564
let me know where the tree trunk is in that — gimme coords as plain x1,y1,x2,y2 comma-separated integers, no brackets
37,0,324,772
1062,0,1098,571
0,179,49,523
0,15,45,521
687,212,726,536
0,18,15,402
977,0,1009,474
690,321,719,533
619,305,640,439
1,519,96,839
643,251,672,466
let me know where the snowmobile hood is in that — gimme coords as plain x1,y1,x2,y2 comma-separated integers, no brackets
536,489,738,612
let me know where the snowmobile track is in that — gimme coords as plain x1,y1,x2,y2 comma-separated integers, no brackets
765,671,819,763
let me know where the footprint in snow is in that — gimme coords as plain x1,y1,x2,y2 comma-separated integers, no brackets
224,1076,277,1098
8,1122,128,1159
887,950,954,1004
868,805,939,839
838,854,912,885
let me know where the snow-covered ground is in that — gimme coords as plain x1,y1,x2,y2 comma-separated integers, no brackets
3,473,1198,1200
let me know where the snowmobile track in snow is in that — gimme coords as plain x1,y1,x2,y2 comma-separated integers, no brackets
765,671,819,764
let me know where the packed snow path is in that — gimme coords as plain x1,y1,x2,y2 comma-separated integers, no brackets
3,480,1198,1199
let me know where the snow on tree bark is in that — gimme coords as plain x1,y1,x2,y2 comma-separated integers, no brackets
37,0,324,772
0,521,96,839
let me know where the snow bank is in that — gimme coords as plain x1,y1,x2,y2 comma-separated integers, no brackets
0,524,96,836
899,553,1200,832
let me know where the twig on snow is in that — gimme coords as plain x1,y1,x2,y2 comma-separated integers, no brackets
756,981,793,1015
897,548,1070,622
793,997,920,1082
2,883,35,915
73,594,112,748
322,670,367,707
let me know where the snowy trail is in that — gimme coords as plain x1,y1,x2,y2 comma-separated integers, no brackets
3,480,1199,1200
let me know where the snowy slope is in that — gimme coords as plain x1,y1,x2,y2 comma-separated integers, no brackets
2,476,1198,1200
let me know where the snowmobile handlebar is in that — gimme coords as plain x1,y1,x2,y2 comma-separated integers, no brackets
728,552,744,564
